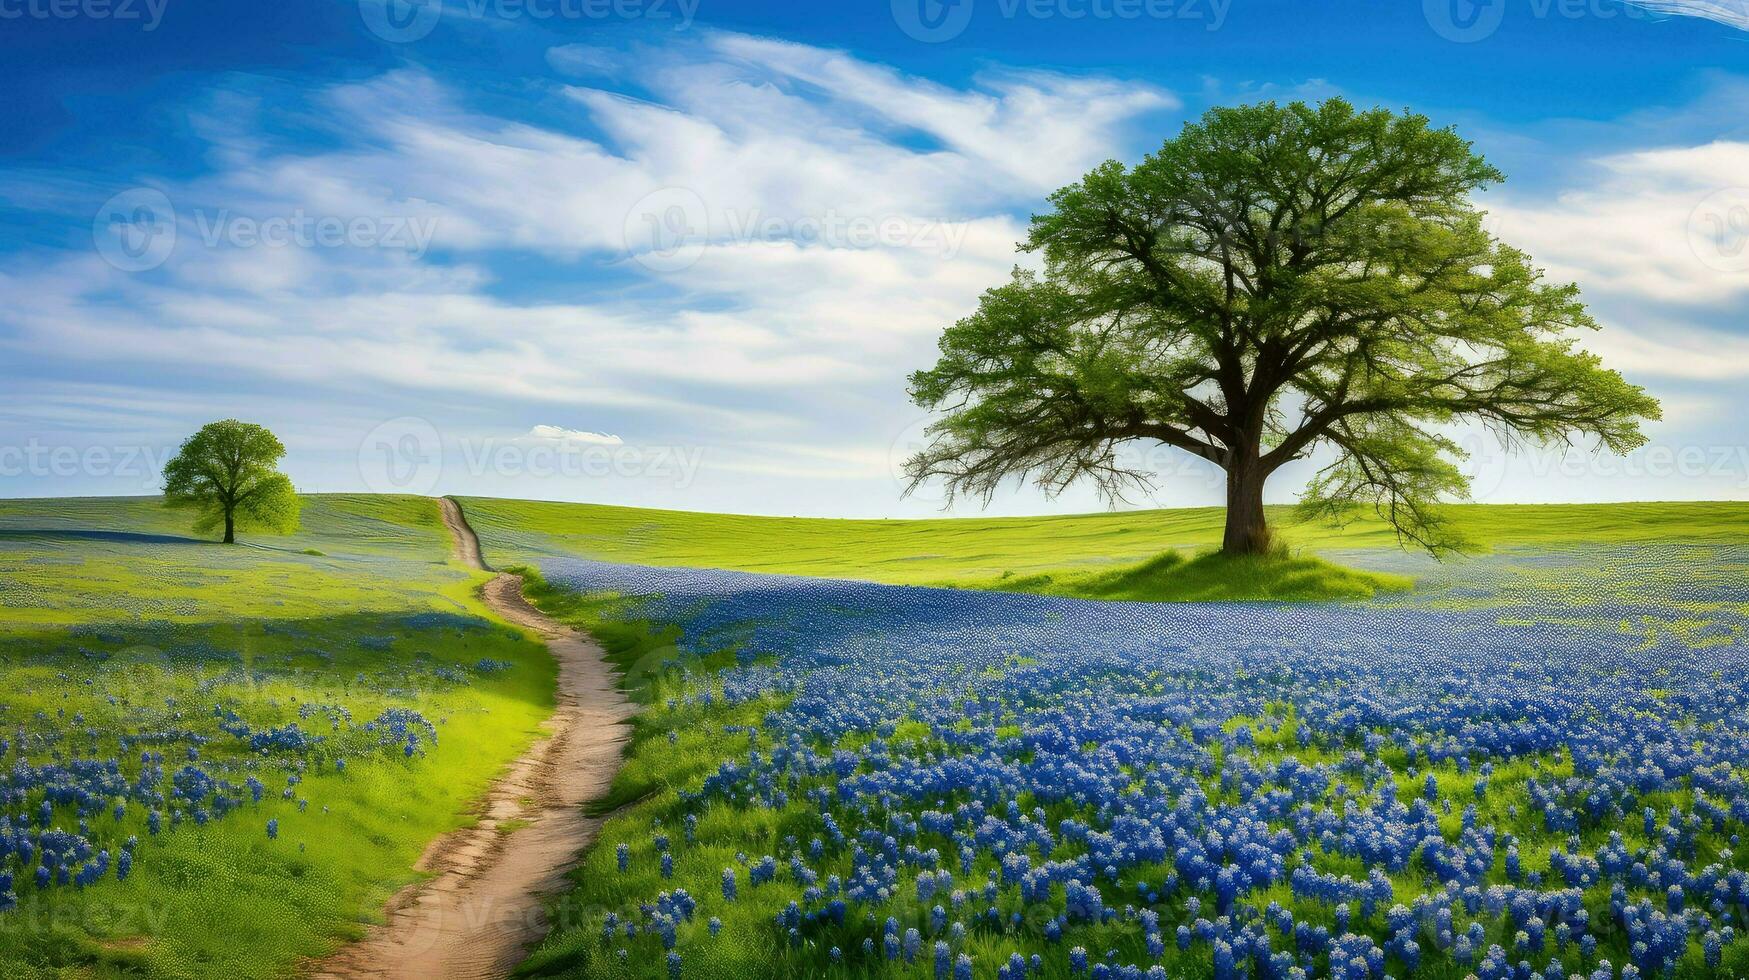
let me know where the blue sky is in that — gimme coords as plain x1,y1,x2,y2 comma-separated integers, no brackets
3,0,1748,516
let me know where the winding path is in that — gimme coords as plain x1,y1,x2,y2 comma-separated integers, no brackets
311,497,633,979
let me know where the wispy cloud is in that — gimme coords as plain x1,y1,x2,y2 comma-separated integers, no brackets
1490,140,1749,306
3,23,1746,508
1579,318,1749,381
0,31,1172,504
1623,1,1749,31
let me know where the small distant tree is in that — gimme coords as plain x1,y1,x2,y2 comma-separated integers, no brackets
905,99,1661,555
163,419,300,544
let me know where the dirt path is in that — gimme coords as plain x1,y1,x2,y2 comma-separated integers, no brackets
310,498,633,980
442,495,490,571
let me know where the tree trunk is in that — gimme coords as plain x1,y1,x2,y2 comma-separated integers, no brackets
223,508,235,544
1222,459,1270,555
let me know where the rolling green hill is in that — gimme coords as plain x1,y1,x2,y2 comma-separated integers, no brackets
459,497,1749,600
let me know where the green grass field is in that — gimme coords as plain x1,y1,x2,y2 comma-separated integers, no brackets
8,493,1749,979
460,497,1749,601
0,495,555,979
494,504,1749,980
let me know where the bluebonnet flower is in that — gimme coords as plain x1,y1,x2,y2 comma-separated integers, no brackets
526,555,1749,979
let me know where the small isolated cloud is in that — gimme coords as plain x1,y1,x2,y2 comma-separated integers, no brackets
1623,1,1749,31
524,424,624,446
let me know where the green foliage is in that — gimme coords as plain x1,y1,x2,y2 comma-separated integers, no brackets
906,98,1661,554
162,419,301,543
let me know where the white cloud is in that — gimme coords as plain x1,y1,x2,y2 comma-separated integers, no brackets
10,28,1744,509
1579,318,1749,381
704,35,1175,194
0,32,1169,491
1489,140,1749,306
524,425,624,446
1623,1,1749,31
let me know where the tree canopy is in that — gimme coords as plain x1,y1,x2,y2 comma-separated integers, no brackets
905,99,1660,555
163,419,300,544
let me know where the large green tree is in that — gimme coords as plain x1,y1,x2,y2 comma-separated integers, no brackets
905,99,1660,555
163,419,300,544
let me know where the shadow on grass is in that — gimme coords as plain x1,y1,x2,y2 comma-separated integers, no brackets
954,547,1413,602
0,528,208,546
